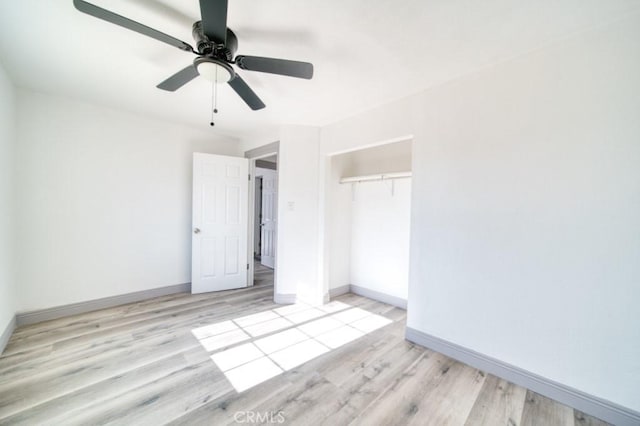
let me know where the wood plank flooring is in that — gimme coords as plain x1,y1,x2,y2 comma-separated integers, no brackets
0,284,609,426
253,261,274,287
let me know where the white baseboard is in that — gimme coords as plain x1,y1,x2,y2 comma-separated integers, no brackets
329,285,350,298
16,283,191,326
405,327,640,426
350,284,407,309
328,284,407,309
0,315,16,355
274,293,297,304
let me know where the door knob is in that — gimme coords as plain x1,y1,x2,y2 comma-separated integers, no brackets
194,228,201,234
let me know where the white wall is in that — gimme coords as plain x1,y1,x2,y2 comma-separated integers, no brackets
0,62,17,334
413,14,640,411
15,89,241,312
350,179,411,301
320,12,640,413
275,125,322,304
341,140,412,177
255,167,275,176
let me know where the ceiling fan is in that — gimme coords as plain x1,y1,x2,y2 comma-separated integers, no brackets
73,0,314,111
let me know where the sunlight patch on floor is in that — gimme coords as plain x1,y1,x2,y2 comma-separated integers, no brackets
191,301,393,392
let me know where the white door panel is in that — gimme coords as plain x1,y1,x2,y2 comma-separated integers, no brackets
192,153,248,293
260,169,277,269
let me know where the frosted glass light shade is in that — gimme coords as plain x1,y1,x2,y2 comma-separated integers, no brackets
197,60,233,83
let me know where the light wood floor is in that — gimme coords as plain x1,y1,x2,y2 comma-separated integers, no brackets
253,260,274,287
0,284,608,426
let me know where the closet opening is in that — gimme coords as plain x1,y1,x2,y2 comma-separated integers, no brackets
326,139,412,309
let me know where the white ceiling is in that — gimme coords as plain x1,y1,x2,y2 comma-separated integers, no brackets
1,0,638,142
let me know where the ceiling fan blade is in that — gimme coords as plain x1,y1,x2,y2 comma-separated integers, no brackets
228,75,266,110
199,0,228,45
157,65,199,91
235,56,314,79
73,0,194,53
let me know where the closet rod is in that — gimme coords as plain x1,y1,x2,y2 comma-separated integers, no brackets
339,171,412,184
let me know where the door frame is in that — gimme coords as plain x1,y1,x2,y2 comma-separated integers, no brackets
245,142,280,291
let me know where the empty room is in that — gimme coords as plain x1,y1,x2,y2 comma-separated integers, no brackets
0,1,639,425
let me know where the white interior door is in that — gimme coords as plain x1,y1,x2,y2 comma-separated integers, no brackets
260,169,277,269
192,153,248,293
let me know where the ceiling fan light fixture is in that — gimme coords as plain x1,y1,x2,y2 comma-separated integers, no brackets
195,58,234,84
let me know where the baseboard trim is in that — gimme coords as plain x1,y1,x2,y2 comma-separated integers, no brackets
350,284,407,309
16,283,191,326
274,293,297,304
0,315,16,355
405,327,640,426
329,285,350,298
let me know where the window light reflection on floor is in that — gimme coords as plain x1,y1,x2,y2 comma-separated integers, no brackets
191,301,393,392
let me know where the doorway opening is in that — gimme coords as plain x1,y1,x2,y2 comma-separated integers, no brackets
248,153,278,289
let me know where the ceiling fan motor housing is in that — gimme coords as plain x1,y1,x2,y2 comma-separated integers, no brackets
192,21,237,61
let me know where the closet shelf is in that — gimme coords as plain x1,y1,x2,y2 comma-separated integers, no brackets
339,171,412,184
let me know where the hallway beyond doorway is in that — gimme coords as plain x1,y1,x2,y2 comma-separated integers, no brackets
254,261,274,287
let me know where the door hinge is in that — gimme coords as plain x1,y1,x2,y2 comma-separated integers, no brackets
247,263,250,270
248,174,251,181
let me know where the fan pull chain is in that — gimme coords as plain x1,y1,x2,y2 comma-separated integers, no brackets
209,67,219,126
